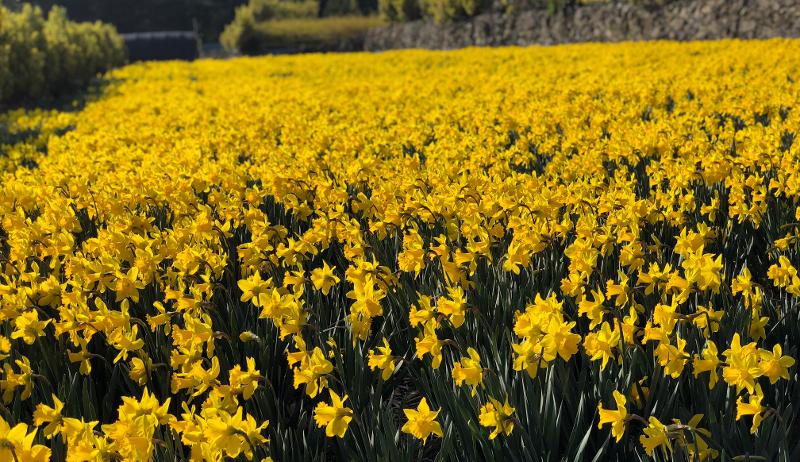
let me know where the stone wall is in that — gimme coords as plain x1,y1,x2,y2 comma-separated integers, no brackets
364,0,800,51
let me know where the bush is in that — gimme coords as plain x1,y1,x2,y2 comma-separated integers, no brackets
320,0,359,16
224,15,385,54
220,0,319,52
495,0,546,14
419,0,492,22
378,0,422,21
0,5,48,101
221,0,385,55
28,0,248,43
0,4,125,105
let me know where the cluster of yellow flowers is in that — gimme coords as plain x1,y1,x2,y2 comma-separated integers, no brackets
1,39,799,460
0,108,77,172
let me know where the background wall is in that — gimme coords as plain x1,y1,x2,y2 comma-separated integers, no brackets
365,0,800,50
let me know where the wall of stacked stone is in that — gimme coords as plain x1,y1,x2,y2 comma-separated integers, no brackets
364,0,800,51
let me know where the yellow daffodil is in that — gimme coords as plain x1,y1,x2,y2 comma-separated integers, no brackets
452,347,483,395
758,344,795,384
597,390,627,442
0,415,51,462
314,389,354,438
479,397,515,439
692,340,720,389
401,398,443,443
32,394,64,438
415,320,444,369
736,384,765,434
368,338,397,380
639,416,671,457
293,347,334,398
11,310,51,345
311,262,340,296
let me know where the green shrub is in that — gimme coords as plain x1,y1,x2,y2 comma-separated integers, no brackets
321,0,359,16
419,0,492,22
227,15,385,54
0,4,125,105
221,0,319,52
221,0,385,55
220,8,259,53
496,0,546,14
44,7,125,92
260,15,384,41
378,0,422,21
0,5,47,101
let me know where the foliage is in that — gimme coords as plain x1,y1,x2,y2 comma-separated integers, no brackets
0,4,125,105
248,15,384,51
378,0,422,21
23,0,250,42
546,0,574,14
494,0,545,15
220,0,320,52
221,0,384,54
246,0,321,21
320,0,360,17
27,0,381,41
1,40,800,461
419,0,492,23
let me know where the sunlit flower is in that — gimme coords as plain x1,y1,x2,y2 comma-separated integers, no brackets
401,398,443,443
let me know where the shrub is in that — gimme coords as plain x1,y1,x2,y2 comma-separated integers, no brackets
221,0,385,54
226,15,385,54
0,5,48,101
43,7,126,91
0,4,125,105
420,0,492,22
321,0,360,16
378,0,422,21
496,0,547,14
220,8,260,53
221,0,319,52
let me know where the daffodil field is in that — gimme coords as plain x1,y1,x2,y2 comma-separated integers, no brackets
1,40,800,461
